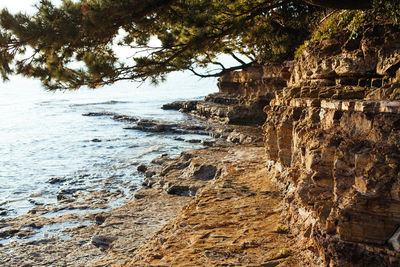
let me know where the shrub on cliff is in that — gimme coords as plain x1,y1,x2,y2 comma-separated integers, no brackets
373,0,400,24
295,1,400,57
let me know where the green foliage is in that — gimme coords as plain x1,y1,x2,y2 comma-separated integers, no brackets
310,10,367,42
294,2,400,58
373,0,400,24
0,0,321,90
294,43,306,58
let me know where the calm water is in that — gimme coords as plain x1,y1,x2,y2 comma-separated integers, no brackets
0,73,217,218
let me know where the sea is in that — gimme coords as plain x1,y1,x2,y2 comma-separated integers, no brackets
0,72,217,220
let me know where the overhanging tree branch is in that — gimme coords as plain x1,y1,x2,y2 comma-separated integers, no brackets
1,0,385,90
188,62,253,78
230,52,247,66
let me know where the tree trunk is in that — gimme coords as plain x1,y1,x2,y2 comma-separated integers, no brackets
303,0,373,9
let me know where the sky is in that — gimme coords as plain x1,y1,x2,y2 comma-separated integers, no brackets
1,0,41,13
0,0,63,13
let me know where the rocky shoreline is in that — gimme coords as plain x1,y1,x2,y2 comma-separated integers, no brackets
0,142,274,267
123,144,300,266
0,105,266,266
2,22,400,266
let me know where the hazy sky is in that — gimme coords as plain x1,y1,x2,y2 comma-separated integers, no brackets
0,0,63,13
0,0,37,13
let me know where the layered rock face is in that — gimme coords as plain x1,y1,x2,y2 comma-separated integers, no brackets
263,24,400,266
264,99,400,265
290,24,400,100
169,63,289,125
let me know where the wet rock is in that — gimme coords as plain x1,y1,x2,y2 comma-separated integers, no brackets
134,193,146,200
137,165,147,173
82,112,117,117
179,101,198,112
29,252,41,258
28,199,43,206
91,235,117,250
0,229,19,238
144,170,157,178
57,194,66,201
29,209,37,215
0,144,269,266
151,154,170,165
48,177,67,184
202,140,215,146
123,117,210,136
125,124,171,133
166,185,193,196
136,120,180,133
59,188,79,195
142,178,156,188
17,229,35,238
112,115,139,123
162,101,184,110
95,215,107,225
26,223,42,229
186,139,201,143
0,210,7,216
129,185,138,191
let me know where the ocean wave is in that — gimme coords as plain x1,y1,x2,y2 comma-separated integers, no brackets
71,100,131,106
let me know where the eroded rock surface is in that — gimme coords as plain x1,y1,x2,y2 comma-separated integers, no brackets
125,145,301,266
289,24,400,100
264,99,400,266
0,136,267,266
261,23,400,266
0,146,231,266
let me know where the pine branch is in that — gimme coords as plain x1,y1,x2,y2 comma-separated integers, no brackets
188,62,252,78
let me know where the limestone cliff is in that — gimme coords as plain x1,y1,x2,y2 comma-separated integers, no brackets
124,23,400,266
263,23,400,266
164,63,289,125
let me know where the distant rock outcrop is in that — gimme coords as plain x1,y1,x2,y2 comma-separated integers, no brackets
166,63,289,125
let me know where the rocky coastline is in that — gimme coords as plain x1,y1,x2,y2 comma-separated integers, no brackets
1,142,265,266
0,102,265,266
1,23,400,266
124,23,400,266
